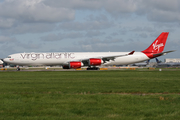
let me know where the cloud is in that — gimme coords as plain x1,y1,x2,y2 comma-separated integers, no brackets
0,45,18,58
85,31,105,37
131,27,153,32
58,21,113,31
0,0,75,23
44,0,138,13
45,0,180,23
1,0,180,27
16,40,42,50
103,0,138,15
138,33,148,38
2,23,56,35
42,30,107,41
0,18,15,29
137,0,180,23
0,36,16,43
41,32,84,41
56,38,142,52
73,37,124,52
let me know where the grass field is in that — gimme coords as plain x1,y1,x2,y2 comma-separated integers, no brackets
0,69,180,119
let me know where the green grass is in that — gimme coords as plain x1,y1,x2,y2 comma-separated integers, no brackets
0,70,180,119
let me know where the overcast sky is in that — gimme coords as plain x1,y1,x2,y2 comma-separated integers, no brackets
0,0,179,60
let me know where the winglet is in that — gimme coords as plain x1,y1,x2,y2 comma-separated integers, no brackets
128,51,135,55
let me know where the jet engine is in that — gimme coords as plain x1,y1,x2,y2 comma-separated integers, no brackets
88,58,103,66
63,61,84,69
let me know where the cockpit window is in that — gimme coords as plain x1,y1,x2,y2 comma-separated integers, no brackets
7,56,11,58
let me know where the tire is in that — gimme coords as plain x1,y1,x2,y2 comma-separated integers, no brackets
16,68,20,71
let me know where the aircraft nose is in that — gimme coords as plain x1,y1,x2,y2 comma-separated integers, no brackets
3,58,8,62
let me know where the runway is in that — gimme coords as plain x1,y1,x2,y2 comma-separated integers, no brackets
1,67,180,72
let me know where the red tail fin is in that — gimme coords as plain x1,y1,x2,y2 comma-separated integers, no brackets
142,32,169,58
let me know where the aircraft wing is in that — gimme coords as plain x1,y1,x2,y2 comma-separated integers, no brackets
64,51,135,65
98,50,135,62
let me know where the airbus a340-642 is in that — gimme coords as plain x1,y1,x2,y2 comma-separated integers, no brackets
2,32,174,70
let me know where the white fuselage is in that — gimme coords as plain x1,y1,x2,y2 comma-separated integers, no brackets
3,52,149,66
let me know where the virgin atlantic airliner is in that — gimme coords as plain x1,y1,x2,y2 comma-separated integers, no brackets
3,32,174,70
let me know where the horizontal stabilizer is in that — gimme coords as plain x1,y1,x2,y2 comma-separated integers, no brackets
153,50,175,57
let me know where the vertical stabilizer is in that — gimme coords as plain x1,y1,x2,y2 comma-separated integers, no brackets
142,32,169,53
142,32,169,58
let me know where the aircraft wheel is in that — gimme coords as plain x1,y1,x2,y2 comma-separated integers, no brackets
16,67,20,71
87,68,91,70
87,67,100,70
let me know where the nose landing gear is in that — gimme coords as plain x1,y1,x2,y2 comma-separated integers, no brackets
16,66,20,71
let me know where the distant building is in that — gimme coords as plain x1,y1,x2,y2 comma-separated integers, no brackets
164,58,180,63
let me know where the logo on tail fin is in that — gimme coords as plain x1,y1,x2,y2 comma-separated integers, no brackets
152,40,164,52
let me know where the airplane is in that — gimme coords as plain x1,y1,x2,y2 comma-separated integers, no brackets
155,58,180,67
132,60,150,67
3,32,175,70
0,59,3,65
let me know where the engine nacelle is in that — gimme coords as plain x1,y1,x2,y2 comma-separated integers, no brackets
63,61,84,69
89,58,103,66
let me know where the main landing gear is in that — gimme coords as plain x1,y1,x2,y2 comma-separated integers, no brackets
87,67,100,70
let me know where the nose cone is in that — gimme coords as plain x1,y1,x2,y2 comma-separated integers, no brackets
3,58,8,63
